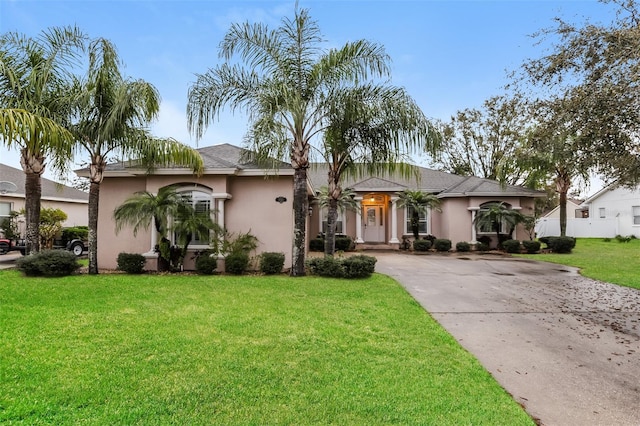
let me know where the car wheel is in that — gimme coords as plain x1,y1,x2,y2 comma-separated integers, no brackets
0,242,8,255
71,242,84,257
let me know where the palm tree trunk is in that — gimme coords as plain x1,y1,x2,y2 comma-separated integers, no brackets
291,167,308,276
325,198,338,256
21,150,44,255
88,181,100,274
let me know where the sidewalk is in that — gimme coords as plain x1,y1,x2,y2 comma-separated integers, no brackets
0,251,22,269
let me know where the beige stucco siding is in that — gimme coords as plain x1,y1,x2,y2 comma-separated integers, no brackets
97,177,149,270
226,176,294,267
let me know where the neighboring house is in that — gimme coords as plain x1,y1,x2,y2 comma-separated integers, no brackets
536,185,638,238
84,143,545,271
0,163,89,237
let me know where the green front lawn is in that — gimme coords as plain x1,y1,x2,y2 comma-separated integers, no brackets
0,270,533,425
516,237,640,290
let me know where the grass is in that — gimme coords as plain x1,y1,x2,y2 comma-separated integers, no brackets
516,237,640,290
0,270,533,425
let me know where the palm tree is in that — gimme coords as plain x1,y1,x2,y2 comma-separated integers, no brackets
187,7,392,276
396,189,442,240
113,186,216,271
0,26,85,254
473,202,524,249
319,85,441,255
315,186,360,255
72,38,203,274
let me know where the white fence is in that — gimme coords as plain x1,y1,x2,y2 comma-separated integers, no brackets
535,218,619,238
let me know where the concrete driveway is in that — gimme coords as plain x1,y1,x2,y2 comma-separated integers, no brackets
374,252,640,426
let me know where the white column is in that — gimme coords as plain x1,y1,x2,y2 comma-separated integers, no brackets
144,197,158,256
212,193,231,255
355,196,364,243
468,207,479,243
389,197,399,244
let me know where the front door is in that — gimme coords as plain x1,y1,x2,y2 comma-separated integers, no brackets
364,205,385,242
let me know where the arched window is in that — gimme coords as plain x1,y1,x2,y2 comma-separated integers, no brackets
171,186,213,247
476,201,514,235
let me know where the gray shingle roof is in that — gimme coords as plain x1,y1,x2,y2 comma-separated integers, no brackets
308,163,544,198
0,163,88,201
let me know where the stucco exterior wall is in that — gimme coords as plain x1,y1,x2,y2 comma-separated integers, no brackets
438,198,473,244
97,177,149,270
225,176,294,267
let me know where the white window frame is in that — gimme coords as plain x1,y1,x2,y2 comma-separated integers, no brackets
633,206,640,226
0,201,11,219
404,206,429,236
320,207,345,235
475,202,512,235
171,188,214,248
599,207,606,219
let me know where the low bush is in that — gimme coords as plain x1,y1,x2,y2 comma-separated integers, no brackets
117,252,146,274
456,241,471,252
615,234,632,243
541,236,576,253
423,234,437,244
335,236,354,251
61,226,88,245
522,240,541,254
309,238,324,252
306,256,344,277
475,242,489,252
477,235,491,248
413,239,432,252
341,255,377,278
433,238,452,252
260,252,285,275
16,250,81,277
195,252,218,275
225,252,249,275
502,239,521,254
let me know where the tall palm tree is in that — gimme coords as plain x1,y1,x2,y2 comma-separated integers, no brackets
473,202,524,249
396,189,442,240
72,38,203,274
0,26,85,254
187,7,392,276
319,85,441,255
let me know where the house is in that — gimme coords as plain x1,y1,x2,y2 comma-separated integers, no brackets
83,143,545,271
536,184,639,238
0,163,89,237
307,164,545,249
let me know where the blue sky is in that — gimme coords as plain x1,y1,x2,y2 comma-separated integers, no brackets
0,0,615,187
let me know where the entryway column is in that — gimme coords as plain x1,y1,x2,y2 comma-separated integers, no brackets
389,197,399,244
144,194,158,256
355,196,364,243
212,193,232,255
468,207,479,243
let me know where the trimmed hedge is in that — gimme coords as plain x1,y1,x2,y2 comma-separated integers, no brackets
16,250,81,277
413,239,432,252
335,236,354,251
225,252,249,275
522,240,541,254
195,253,218,275
502,239,521,254
306,255,376,278
456,241,471,252
309,238,324,252
433,239,452,252
117,252,146,274
539,236,576,253
260,252,285,275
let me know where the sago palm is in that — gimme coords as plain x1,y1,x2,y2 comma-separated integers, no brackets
396,189,442,240
473,202,524,248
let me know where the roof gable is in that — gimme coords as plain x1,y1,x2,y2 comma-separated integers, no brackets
0,163,88,202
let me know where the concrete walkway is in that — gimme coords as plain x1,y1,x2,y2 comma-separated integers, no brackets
374,252,640,426
0,251,21,269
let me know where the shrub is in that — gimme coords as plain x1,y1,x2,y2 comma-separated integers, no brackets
413,239,432,252
456,241,471,252
433,238,452,252
423,234,437,244
117,252,146,274
603,237,612,242
225,252,249,274
260,252,285,275
615,234,632,243
309,238,324,252
502,239,521,254
477,235,492,248
195,253,218,275
306,256,344,278
522,240,541,254
16,250,81,277
551,236,575,253
335,236,354,251
341,255,377,278
61,226,88,245
476,242,490,251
